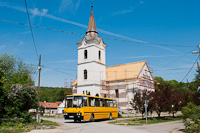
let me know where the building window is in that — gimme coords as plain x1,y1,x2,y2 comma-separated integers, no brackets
84,69,87,79
84,50,87,59
99,50,101,60
115,89,119,98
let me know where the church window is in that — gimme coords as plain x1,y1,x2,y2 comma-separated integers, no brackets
99,50,101,60
115,89,119,98
84,50,87,59
84,69,87,79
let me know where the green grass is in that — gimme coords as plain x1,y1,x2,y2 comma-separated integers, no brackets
0,119,59,132
41,120,59,126
109,116,182,125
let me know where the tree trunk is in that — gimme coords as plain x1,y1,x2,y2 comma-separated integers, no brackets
158,112,161,118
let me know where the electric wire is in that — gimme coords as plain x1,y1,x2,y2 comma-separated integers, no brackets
0,18,197,48
158,49,196,70
42,65,76,77
181,56,199,82
24,0,39,60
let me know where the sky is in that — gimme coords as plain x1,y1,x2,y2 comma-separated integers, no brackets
0,0,200,87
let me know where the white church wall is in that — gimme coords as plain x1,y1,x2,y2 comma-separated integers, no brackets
77,85,101,96
77,62,105,86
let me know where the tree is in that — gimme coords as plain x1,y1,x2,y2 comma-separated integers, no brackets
182,102,200,132
132,90,151,118
169,90,186,117
0,53,36,122
0,69,6,118
149,85,172,118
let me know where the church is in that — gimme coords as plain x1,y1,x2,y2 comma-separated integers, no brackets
71,6,155,111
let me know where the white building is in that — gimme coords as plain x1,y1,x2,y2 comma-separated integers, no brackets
71,6,155,111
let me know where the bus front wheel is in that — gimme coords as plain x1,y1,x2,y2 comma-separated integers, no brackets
90,114,94,122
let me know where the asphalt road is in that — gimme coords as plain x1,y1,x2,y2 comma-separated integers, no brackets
29,117,183,133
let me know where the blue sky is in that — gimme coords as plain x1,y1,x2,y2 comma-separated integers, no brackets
0,0,200,87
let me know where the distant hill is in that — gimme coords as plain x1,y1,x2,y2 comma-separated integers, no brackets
39,87,72,102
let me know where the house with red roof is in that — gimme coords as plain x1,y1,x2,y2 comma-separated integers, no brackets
39,101,62,116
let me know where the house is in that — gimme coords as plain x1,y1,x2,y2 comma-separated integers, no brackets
39,101,62,116
71,6,155,111
57,100,66,114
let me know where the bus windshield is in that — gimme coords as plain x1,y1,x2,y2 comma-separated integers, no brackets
66,96,83,108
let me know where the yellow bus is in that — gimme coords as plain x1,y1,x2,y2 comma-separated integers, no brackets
63,95,118,122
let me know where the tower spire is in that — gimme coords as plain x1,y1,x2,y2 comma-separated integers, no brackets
91,0,93,11
86,1,98,34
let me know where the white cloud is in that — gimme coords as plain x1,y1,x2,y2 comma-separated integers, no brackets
0,2,178,53
19,41,24,45
58,0,81,14
111,9,133,16
140,1,144,4
0,45,6,50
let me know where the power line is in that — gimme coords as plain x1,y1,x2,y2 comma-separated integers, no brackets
0,18,197,48
24,0,39,60
159,49,196,69
154,68,190,72
101,37,197,48
42,65,76,77
181,56,199,82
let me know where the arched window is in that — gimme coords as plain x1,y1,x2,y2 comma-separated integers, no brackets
99,50,101,60
84,69,87,79
84,50,87,59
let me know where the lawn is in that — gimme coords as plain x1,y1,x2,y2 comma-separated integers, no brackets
0,119,59,133
109,116,182,125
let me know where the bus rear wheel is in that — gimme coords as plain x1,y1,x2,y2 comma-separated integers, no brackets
90,114,94,122
109,113,112,120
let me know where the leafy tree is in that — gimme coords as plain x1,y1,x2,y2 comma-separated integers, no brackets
169,90,186,117
132,90,151,118
0,53,36,122
149,85,172,118
0,69,6,118
182,102,200,132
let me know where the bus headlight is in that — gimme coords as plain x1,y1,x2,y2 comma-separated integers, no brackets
64,113,68,115
77,113,81,115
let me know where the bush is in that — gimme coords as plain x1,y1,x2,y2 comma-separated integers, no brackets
181,102,200,133
118,113,123,118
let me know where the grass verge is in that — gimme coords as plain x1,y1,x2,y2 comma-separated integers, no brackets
109,116,182,125
0,119,59,133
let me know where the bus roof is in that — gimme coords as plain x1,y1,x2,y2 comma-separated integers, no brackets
65,94,117,101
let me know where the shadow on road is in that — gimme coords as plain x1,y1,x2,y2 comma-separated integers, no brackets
64,119,115,124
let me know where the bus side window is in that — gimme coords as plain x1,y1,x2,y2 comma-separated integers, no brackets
113,100,117,107
95,98,100,107
104,99,109,107
83,96,87,106
100,99,104,107
109,100,113,107
89,97,95,107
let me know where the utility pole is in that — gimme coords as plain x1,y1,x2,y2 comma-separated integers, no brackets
192,44,200,62
28,71,29,88
145,100,147,123
37,54,41,122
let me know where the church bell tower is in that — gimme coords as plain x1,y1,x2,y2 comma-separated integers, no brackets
76,5,107,96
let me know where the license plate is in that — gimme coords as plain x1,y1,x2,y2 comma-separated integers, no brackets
69,116,74,118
